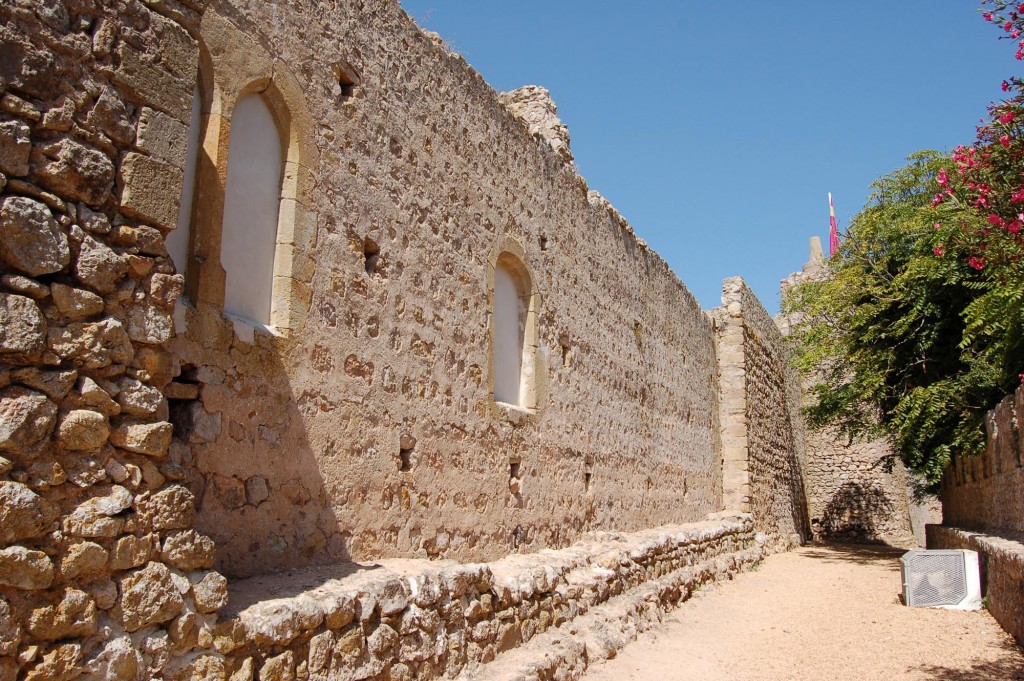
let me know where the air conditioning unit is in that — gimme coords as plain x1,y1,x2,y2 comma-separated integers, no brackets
900,549,982,610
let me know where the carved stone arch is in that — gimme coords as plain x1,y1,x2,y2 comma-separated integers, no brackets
487,238,546,421
183,5,318,339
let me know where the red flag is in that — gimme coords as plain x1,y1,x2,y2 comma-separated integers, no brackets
828,193,840,257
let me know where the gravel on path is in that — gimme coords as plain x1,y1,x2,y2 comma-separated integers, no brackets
581,544,1024,681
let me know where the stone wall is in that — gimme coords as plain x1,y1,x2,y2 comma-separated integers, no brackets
168,0,723,579
713,278,810,550
0,1,230,679
941,387,1024,536
927,525,1024,647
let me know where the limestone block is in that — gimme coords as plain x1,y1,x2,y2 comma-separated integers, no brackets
119,152,184,231
110,420,173,456
148,273,185,307
161,529,214,570
74,235,128,293
31,138,115,205
109,534,155,570
87,86,135,146
126,300,174,344
87,636,138,681
26,588,97,640
78,204,111,235
22,643,81,681
0,294,47,362
0,599,17,657
0,546,54,589
48,318,134,370
55,409,110,450
60,541,109,579
0,274,47,299
113,44,192,123
116,376,164,417
63,485,132,538
0,387,57,453
136,108,189,167
245,476,269,505
10,367,76,399
0,120,30,176
116,562,185,632
50,283,104,319
0,480,56,545
143,484,196,531
259,651,294,681
0,195,69,274
191,571,229,613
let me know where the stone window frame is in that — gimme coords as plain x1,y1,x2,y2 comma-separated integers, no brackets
486,239,546,423
181,11,317,341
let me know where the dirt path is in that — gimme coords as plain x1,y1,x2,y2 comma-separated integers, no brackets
581,544,1024,681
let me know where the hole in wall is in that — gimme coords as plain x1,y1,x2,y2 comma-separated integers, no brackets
509,460,521,481
584,471,592,491
539,234,548,251
584,453,594,492
333,61,361,100
363,236,380,275
398,433,416,472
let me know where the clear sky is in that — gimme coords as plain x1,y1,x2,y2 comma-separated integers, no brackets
396,1,1014,312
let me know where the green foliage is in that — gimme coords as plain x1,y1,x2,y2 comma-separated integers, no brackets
784,152,1024,489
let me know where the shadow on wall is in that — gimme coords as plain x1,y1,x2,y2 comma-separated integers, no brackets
813,481,895,544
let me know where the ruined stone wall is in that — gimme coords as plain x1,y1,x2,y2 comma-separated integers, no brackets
714,278,810,550
940,387,1024,536
0,1,230,679
168,0,723,579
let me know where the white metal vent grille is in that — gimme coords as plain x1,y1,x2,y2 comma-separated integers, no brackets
900,549,981,610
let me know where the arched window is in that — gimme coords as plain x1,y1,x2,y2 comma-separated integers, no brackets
490,249,541,412
166,85,202,281
220,94,283,325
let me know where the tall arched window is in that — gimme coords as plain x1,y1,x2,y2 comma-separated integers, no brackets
490,249,542,412
220,94,283,325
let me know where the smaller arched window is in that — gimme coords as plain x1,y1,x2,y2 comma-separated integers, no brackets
489,247,542,413
220,93,284,325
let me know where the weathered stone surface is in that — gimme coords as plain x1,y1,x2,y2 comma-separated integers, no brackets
10,368,76,400
60,541,109,579
259,651,294,681
55,409,110,450
87,86,135,146
136,108,190,167
499,86,573,164
0,387,57,453
126,301,173,344
143,484,196,531
0,294,47,363
63,485,132,538
48,318,134,370
161,529,214,570
0,480,56,545
116,377,164,417
0,196,69,276
26,588,97,640
245,476,269,505
1,274,47,299
32,139,114,206
87,636,138,681
0,599,18,657
51,284,105,320
78,205,111,235
77,377,120,416
74,236,129,294
147,273,184,307
116,561,185,632
110,534,155,571
0,546,54,589
113,44,192,123
119,152,184,231
0,120,30,177
192,571,229,613
110,421,173,456
23,644,82,681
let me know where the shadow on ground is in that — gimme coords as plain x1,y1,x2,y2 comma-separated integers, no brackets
797,542,906,567
914,639,1024,680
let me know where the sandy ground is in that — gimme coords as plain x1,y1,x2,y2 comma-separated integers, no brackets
581,544,1024,681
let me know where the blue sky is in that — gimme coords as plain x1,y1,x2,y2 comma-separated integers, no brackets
397,1,1014,312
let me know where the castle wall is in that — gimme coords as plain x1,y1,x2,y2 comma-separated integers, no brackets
714,278,810,550
167,0,724,579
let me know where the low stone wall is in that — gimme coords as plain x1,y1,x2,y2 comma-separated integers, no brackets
927,525,1024,647
941,387,1024,536
197,515,762,681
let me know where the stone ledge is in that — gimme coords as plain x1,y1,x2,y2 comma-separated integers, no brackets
210,515,763,680
927,524,1024,647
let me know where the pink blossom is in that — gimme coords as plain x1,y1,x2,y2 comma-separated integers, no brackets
1002,134,1012,147
1009,220,1022,234
934,246,944,256
968,256,987,270
1004,80,1012,92
985,12,995,21
999,111,1016,124
988,214,1005,227
934,222,941,230
937,167,948,186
